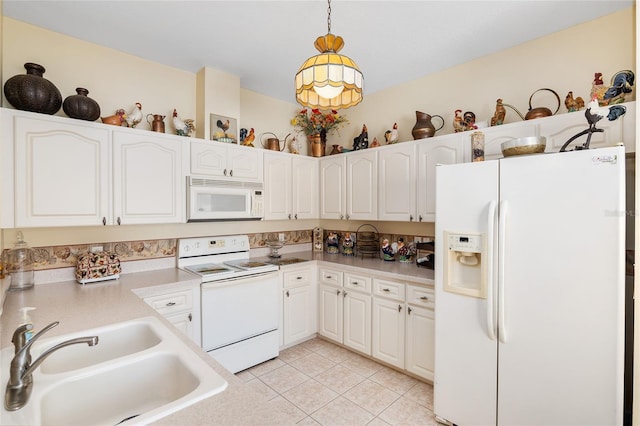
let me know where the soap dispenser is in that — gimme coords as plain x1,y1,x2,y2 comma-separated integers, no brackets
5,231,35,291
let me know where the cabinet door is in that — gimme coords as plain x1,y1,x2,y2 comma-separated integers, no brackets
292,156,319,219
378,144,416,221
283,285,314,346
406,305,435,381
347,150,377,220
227,145,263,181
190,141,228,177
372,297,405,368
264,153,292,220
14,115,110,227
320,156,346,219
113,132,184,224
165,311,195,342
343,290,372,355
417,136,463,222
319,283,343,343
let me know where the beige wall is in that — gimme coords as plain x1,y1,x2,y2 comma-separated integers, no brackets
0,7,635,249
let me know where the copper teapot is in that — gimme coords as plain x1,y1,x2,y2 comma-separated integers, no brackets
146,114,166,132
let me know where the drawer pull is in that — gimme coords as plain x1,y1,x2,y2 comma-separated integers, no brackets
297,276,303,280
166,302,176,307
382,288,390,292
352,281,358,286
420,296,430,300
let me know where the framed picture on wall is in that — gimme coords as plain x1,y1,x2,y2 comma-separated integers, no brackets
210,114,238,144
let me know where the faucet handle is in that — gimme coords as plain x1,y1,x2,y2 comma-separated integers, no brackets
11,324,33,354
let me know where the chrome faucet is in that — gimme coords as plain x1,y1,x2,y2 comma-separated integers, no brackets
4,321,99,411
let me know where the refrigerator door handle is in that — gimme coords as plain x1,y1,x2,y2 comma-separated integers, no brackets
486,200,497,341
498,199,508,343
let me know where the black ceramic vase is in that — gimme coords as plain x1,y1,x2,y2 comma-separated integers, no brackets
63,88,101,121
4,63,62,115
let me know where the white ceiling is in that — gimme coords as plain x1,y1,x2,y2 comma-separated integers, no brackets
3,0,633,105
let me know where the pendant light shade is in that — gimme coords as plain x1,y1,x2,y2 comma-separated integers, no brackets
295,3,363,109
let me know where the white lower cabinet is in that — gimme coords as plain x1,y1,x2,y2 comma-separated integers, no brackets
372,291,405,369
281,265,317,347
318,267,372,356
406,304,435,380
141,286,201,346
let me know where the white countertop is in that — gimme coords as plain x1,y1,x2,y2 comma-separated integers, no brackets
0,251,434,424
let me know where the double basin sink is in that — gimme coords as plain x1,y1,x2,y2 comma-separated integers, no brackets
0,316,228,425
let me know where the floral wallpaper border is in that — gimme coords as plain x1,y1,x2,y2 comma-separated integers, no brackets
3,229,433,271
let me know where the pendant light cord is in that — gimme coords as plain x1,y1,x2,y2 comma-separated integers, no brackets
327,0,332,34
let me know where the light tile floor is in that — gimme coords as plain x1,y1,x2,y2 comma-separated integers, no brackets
236,337,438,425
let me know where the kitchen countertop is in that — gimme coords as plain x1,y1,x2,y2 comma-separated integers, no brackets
0,250,434,424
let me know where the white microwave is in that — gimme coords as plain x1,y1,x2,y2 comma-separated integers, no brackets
187,177,264,222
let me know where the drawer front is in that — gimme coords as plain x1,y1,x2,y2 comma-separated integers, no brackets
144,289,193,315
319,268,343,286
283,269,312,288
344,272,372,294
373,278,405,301
407,285,435,309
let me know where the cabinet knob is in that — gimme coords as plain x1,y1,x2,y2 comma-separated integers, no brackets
286,290,290,297
410,215,414,221
419,215,423,222
340,214,344,220
230,170,233,177
188,313,192,321
398,304,402,312
345,214,350,220
117,217,121,225
408,307,412,315
294,213,298,220
224,169,228,176
102,217,106,226
343,291,347,298
336,289,341,296
288,214,292,220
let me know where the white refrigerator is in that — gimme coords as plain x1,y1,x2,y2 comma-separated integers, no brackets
434,146,625,426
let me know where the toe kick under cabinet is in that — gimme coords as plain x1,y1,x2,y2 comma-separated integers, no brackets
2,108,187,227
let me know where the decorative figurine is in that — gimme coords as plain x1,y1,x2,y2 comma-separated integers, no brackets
491,99,506,126
396,238,416,263
453,109,465,132
381,238,396,261
384,123,398,144
240,128,256,147
342,232,355,256
101,108,127,126
564,91,585,112
288,134,301,154
240,128,248,142
172,109,196,137
463,111,476,130
370,137,380,148
593,70,635,106
353,124,369,150
326,232,339,254
125,102,143,128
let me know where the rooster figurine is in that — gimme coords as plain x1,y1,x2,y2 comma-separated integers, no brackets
241,128,256,147
591,70,635,106
564,91,584,112
560,94,627,152
125,102,143,128
101,109,127,126
172,109,195,137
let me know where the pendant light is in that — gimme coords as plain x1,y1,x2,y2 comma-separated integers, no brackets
295,0,363,109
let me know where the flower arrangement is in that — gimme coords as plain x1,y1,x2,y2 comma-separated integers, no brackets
291,108,348,136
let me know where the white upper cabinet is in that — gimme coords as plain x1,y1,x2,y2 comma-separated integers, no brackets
346,150,378,220
264,153,318,220
417,135,464,223
190,141,262,181
112,131,185,225
13,113,110,227
320,156,346,219
378,144,416,222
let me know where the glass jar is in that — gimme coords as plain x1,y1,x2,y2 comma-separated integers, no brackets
4,232,34,290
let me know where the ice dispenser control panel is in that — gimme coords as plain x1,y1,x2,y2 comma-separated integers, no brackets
443,231,486,298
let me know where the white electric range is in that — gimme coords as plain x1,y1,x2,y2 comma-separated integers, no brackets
177,235,279,373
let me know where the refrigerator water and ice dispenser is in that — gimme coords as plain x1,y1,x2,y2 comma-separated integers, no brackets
443,231,486,298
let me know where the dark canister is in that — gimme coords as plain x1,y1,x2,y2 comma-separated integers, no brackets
3,62,62,115
63,88,101,121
